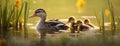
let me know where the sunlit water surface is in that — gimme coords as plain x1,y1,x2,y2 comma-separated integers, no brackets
0,18,120,46
0,26,120,46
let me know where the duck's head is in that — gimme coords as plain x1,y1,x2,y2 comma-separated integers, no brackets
67,16,76,23
84,19,89,24
76,20,82,26
30,8,46,18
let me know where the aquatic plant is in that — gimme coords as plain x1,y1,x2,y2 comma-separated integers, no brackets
94,9,105,32
101,10,105,31
24,1,29,27
94,10,102,31
0,0,29,28
117,17,120,26
95,0,116,32
107,0,115,30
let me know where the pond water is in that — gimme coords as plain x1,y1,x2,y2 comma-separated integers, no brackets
0,26,120,46
0,17,120,46
1,0,120,46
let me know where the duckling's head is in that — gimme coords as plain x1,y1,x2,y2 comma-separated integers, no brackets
76,20,83,25
67,16,76,23
84,19,90,24
30,8,46,18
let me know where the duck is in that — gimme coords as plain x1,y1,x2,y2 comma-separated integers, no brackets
76,20,89,31
67,16,77,33
84,19,94,28
29,8,69,39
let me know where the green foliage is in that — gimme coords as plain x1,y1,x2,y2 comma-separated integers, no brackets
117,17,120,26
0,0,29,28
94,10,102,31
95,0,116,31
24,1,29,27
107,0,115,30
101,10,105,31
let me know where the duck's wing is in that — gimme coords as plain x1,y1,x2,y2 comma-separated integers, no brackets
48,19,59,21
45,21,63,26
45,21,68,30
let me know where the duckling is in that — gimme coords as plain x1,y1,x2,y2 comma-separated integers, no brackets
84,19,94,28
29,8,69,39
67,16,77,33
76,20,89,31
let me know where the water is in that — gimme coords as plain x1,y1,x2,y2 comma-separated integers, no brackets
0,17,120,46
0,27,120,46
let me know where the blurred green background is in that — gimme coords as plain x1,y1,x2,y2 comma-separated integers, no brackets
28,0,120,26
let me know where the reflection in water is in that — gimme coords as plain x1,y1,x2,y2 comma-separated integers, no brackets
0,38,7,46
31,38,46,46
102,30,106,46
101,29,116,46
0,27,29,46
0,27,120,46
40,38,46,46
0,29,9,46
111,28,116,46
24,27,28,39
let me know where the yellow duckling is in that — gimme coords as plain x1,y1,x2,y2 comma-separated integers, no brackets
67,16,78,33
76,20,89,31
84,19,94,28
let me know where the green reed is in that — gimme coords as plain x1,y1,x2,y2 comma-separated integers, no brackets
107,0,115,30
0,3,1,27
94,10,102,31
24,1,29,27
95,0,116,31
117,17,120,27
0,0,29,28
101,10,105,31
94,9,105,32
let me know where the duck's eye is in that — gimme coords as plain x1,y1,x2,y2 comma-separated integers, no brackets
36,11,41,13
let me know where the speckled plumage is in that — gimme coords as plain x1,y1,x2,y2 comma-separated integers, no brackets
30,8,68,39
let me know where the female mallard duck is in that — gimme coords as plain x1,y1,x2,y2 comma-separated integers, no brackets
29,8,68,38
84,19,94,28
67,16,77,33
76,20,89,31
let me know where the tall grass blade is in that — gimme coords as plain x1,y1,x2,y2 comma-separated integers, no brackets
7,5,15,27
101,10,105,32
0,5,1,27
117,17,120,26
24,1,29,27
94,9,101,31
0,0,29,28
2,0,8,28
16,2,24,28
107,0,115,30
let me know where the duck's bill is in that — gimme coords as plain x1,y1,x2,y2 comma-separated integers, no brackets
29,13,36,18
